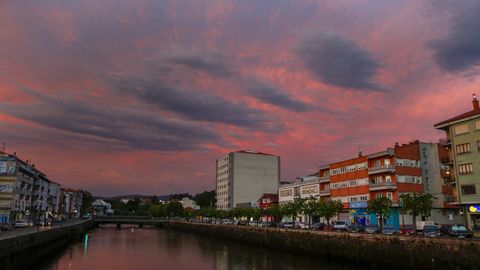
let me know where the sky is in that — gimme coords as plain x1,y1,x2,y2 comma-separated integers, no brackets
1,0,480,196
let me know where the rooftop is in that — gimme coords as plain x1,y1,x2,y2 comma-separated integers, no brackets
434,94,480,129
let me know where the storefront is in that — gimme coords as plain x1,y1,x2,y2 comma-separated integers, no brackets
349,202,370,225
467,204,480,230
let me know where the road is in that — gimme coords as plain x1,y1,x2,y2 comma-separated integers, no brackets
0,220,85,239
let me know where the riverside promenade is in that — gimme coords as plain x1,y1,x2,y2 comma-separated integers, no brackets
0,220,93,270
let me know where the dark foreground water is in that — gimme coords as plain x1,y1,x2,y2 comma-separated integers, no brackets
39,226,359,270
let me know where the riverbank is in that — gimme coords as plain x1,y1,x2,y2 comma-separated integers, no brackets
165,222,480,270
0,220,93,270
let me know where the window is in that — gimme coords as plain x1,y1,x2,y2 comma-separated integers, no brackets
385,176,392,183
349,180,356,187
454,123,469,135
375,176,382,183
360,196,368,201
456,143,471,154
376,193,385,198
477,141,480,151
458,163,474,175
386,192,393,200
384,159,390,165
347,165,356,172
396,159,404,166
350,197,358,202
461,185,476,195
375,160,381,167
475,120,480,130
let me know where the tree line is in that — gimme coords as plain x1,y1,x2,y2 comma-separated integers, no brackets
138,193,435,232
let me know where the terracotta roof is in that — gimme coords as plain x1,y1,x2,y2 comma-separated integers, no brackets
258,193,278,201
434,109,480,128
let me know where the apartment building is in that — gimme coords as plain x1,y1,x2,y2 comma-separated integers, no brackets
278,173,319,222
311,141,462,229
434,94,480,229
215,150,280,210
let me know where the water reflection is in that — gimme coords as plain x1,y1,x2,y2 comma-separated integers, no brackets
40,226,358,270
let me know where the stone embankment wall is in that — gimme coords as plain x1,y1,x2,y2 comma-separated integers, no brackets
166,222,480,270
0,221,93,270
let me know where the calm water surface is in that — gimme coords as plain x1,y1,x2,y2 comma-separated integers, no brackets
40,226,360,270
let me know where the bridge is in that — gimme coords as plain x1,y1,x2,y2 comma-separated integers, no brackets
93,216,168,228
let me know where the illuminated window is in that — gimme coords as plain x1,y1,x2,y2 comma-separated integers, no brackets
458,163,474,175
456,143,471,154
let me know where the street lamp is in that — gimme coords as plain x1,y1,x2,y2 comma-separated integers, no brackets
73,209,78,224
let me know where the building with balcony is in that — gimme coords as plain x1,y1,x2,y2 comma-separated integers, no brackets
278,174,320,222
215,150,280,210
434,94,480,229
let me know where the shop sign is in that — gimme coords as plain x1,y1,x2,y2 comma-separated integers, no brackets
349,201,368,209
468,205,480,213
0,184,13,193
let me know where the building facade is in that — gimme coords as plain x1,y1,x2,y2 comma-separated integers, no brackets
290,141,463,229
278,174,320,222
215,150,280,210
435,94,480,229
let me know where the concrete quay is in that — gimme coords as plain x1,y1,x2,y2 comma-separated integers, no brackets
0,220,93,270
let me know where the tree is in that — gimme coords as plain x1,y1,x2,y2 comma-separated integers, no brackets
321,200,344,225
126,198,141,214
304,198,320,227
193,190,216,208
400,193,435,234
80,191,94,216
267,204,283,224
165,200,184,218
368,196,392,231
252,208,263,225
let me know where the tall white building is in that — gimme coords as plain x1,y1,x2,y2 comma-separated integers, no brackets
215,150,280,210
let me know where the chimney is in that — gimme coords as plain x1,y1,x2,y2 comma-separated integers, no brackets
358,151,363,157
473,93,479,110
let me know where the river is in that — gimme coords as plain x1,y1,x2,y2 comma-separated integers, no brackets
39,225,359,270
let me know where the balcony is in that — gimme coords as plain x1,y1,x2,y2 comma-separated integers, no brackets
440,157,452,165
368,164,395,175
444,177,456,185
439,137,452,146
442,185,454,195
369,182,397,191
318,175,330,183
319,189,330,196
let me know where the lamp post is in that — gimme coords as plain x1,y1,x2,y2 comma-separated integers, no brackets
73,209,78,224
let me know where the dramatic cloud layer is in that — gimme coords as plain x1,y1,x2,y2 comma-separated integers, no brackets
296,31,384,91
0,0,478,196
431,2,480,72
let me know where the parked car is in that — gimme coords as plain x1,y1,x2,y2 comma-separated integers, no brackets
333,220,349,231
439,224,452,236
298,222,309,229
365,224,380,234
400,224,415,235
259,221,273,227
312,223,326,230
347,223,365,232
449,225,473,238
382,225,399,235
221,219,233,225
0,223,13,231
236,220,248,226
281,222,294,228
416,221,435,232
14,220,29,228
423,225,440,237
